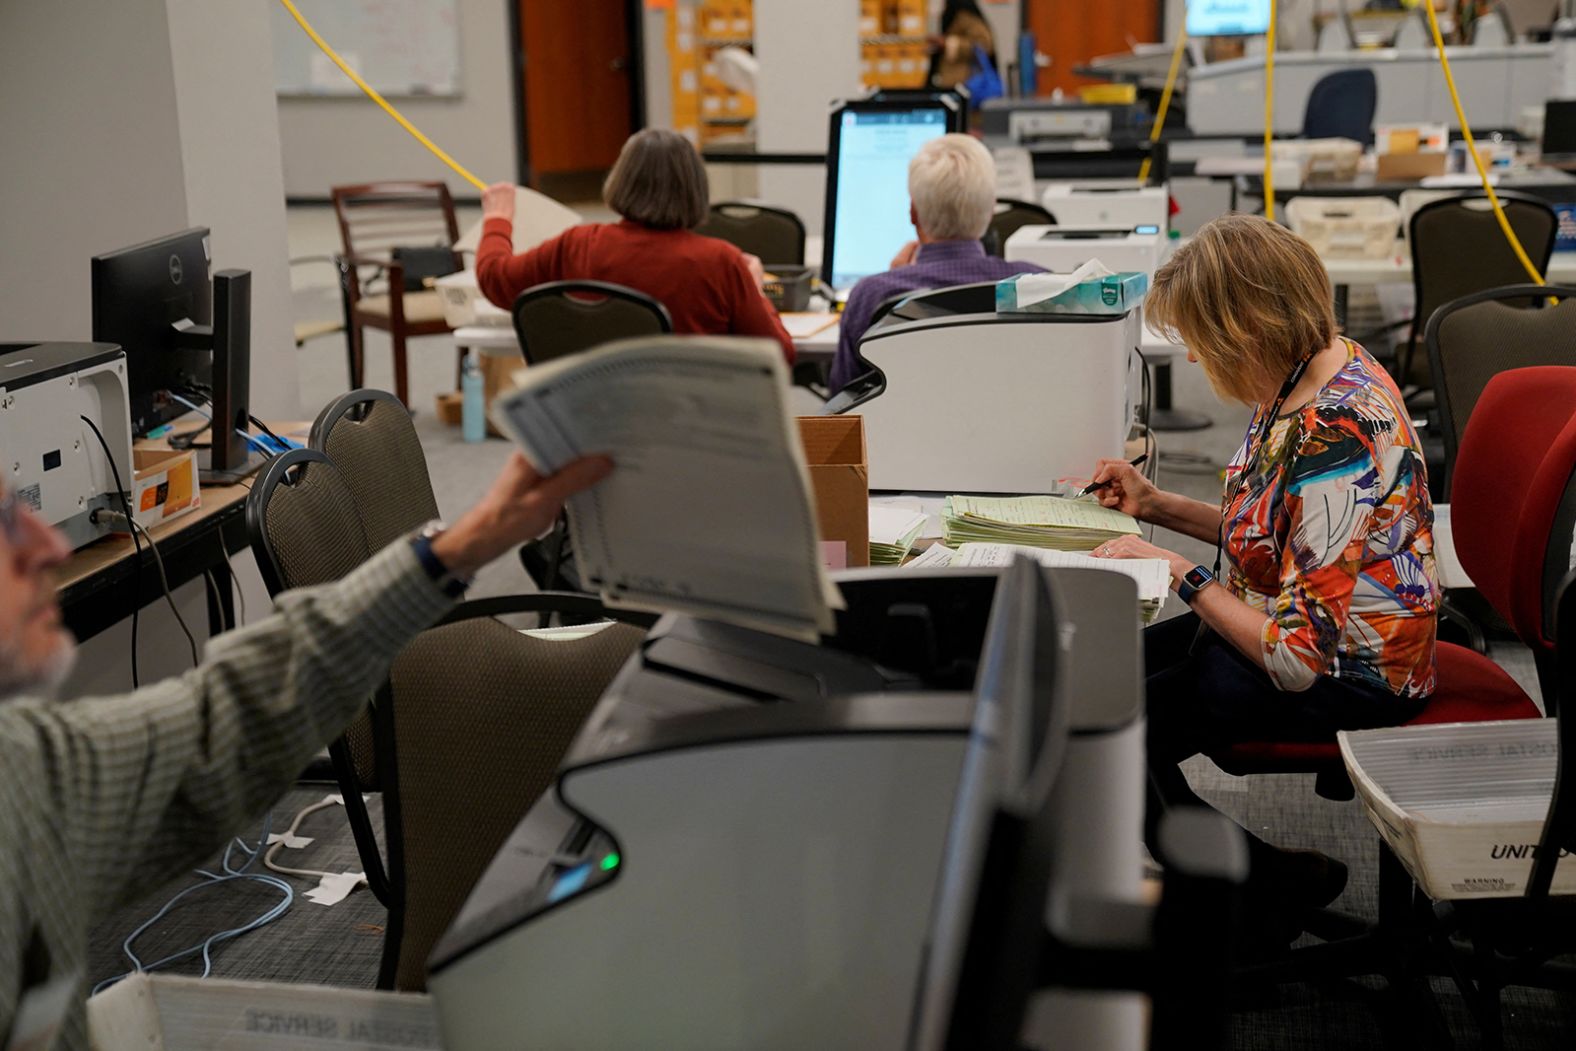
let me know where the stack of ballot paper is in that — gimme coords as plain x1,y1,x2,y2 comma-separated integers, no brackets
869,506,929,565
943,494,1141,552
952,543,1170,622
490,336,841,641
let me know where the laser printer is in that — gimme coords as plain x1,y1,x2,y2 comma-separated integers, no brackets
0,342,134,549
1041,183,1170,230
1004,224,1168,278
427,563,1244,1050
980,98,1150,145
828,283,1141,493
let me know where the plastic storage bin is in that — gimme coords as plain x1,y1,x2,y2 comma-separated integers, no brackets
1270,137,1363,182
434,270,511,328
1339,718,1573,900
1286,196,1401,260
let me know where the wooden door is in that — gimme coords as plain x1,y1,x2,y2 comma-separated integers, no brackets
1025,0,1161,97
520,0,635,176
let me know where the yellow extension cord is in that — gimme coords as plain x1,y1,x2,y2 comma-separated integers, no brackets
1264,2,1278,221
1138,28,1189,186
1421,0,1546,285
276,0,488,192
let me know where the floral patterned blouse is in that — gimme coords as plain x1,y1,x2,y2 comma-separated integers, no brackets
1222,340,1438,696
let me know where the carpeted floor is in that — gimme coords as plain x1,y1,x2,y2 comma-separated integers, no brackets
81,210,1576,1047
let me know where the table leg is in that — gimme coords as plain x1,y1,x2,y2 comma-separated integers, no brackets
1148,360,1212,432
1334,283,1350,332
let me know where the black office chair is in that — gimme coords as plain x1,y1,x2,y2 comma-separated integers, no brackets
245,448,392,906
1424,284,1576,499
694,201,807,265
983,199,1057,258
510,280,672,368
511,282,671,591
310,388,439,550
1301,67,1378,144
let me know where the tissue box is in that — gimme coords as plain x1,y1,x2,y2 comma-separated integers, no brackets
996,271,1149,315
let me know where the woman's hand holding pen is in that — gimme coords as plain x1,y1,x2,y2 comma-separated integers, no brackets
1087,457,1161,521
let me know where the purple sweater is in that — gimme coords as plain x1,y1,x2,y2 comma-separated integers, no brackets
829,239,1043,392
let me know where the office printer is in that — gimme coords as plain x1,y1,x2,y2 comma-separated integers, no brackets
0,342,133,549
981,97,1150,144
831,282,1141,493
1004,224,1167,277
428,564,1239,1050
1041,183,1170,230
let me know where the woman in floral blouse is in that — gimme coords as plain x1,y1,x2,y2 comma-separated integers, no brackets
1089,215,1438,949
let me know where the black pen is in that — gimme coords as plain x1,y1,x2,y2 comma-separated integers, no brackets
1080,454,1149,496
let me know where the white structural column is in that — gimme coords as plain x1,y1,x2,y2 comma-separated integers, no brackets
0,0,298,419
752,0,864,236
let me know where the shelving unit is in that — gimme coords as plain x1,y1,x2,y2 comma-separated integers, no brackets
667,1,757,148
859,1,931,90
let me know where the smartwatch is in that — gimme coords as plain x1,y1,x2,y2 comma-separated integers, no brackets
1176,564,1216,606
410,520,471,598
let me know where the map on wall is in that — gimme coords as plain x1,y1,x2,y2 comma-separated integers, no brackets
272,0,462,97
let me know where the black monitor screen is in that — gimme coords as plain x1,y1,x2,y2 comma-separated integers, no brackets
92,227,212,437
1545,100,1576,157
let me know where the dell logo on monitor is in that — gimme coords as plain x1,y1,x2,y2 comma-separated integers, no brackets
169,254,184,285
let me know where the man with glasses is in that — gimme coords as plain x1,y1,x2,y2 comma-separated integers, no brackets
0,452,611,1050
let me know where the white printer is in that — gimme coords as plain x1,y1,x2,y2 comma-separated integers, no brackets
1004,225,1167,277
0,342,134,549
427,563,1240,1051
834,283,1141,493
1041,183,1170,231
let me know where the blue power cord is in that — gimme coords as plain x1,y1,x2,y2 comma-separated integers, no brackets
92,812,295,995
166,394,298,456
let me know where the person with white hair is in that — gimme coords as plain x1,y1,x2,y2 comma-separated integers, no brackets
828,133,1043,392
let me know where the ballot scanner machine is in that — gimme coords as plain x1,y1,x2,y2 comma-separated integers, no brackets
832,283,1141,493
0,342,134,549
1004,225,1166,277
427,564,1243,1050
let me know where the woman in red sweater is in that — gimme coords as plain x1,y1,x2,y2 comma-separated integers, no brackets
477,129,795,362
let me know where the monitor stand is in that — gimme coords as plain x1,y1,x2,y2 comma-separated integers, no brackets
196,446,267,486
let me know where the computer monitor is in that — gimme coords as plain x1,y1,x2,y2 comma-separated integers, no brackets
1543,99,1576,159
907,556,1070,1051
1185,0,1273,38
821,96,960,294
92,228,262,482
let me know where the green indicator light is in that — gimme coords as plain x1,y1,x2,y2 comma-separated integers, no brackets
600,853,620,872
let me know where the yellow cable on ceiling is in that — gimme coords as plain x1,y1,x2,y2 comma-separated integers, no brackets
1138,27,1189,187
1264,1,1278,222
1421,0,1545,284
276,0,488,192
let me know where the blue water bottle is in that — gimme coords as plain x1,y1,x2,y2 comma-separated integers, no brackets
461,350,485,443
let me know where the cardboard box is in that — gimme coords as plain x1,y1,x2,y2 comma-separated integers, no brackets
1341,719,1576,899
130,449,199,529
88,974,441,1050
797,415,869,569
1376,150,1448,181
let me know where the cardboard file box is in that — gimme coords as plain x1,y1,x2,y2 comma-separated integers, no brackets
129,449,200,530
1340,719,1575,899
797,415,869,569
88,974,441,1051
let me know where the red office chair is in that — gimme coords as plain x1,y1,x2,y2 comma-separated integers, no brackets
1211,366,1576,798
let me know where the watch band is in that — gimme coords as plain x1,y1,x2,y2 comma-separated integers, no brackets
1177,564,1216,606
410,522,470,598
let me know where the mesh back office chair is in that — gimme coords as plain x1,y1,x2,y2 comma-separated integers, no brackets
694,201,807,264
378,606,648,990
1424,285,1576,499
983,199,1057,258
1301,68,1378,144
245,449,392,903
511,280,672,368
1404,193,1557,389
310,388,440,550
332,182,464,407
511,281,672,590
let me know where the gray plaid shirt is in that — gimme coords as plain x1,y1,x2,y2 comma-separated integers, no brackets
0,541,455,1049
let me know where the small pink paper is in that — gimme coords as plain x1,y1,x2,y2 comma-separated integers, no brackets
820,541,848,570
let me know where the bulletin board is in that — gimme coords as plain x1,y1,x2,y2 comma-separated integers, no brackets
273,0,462,97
